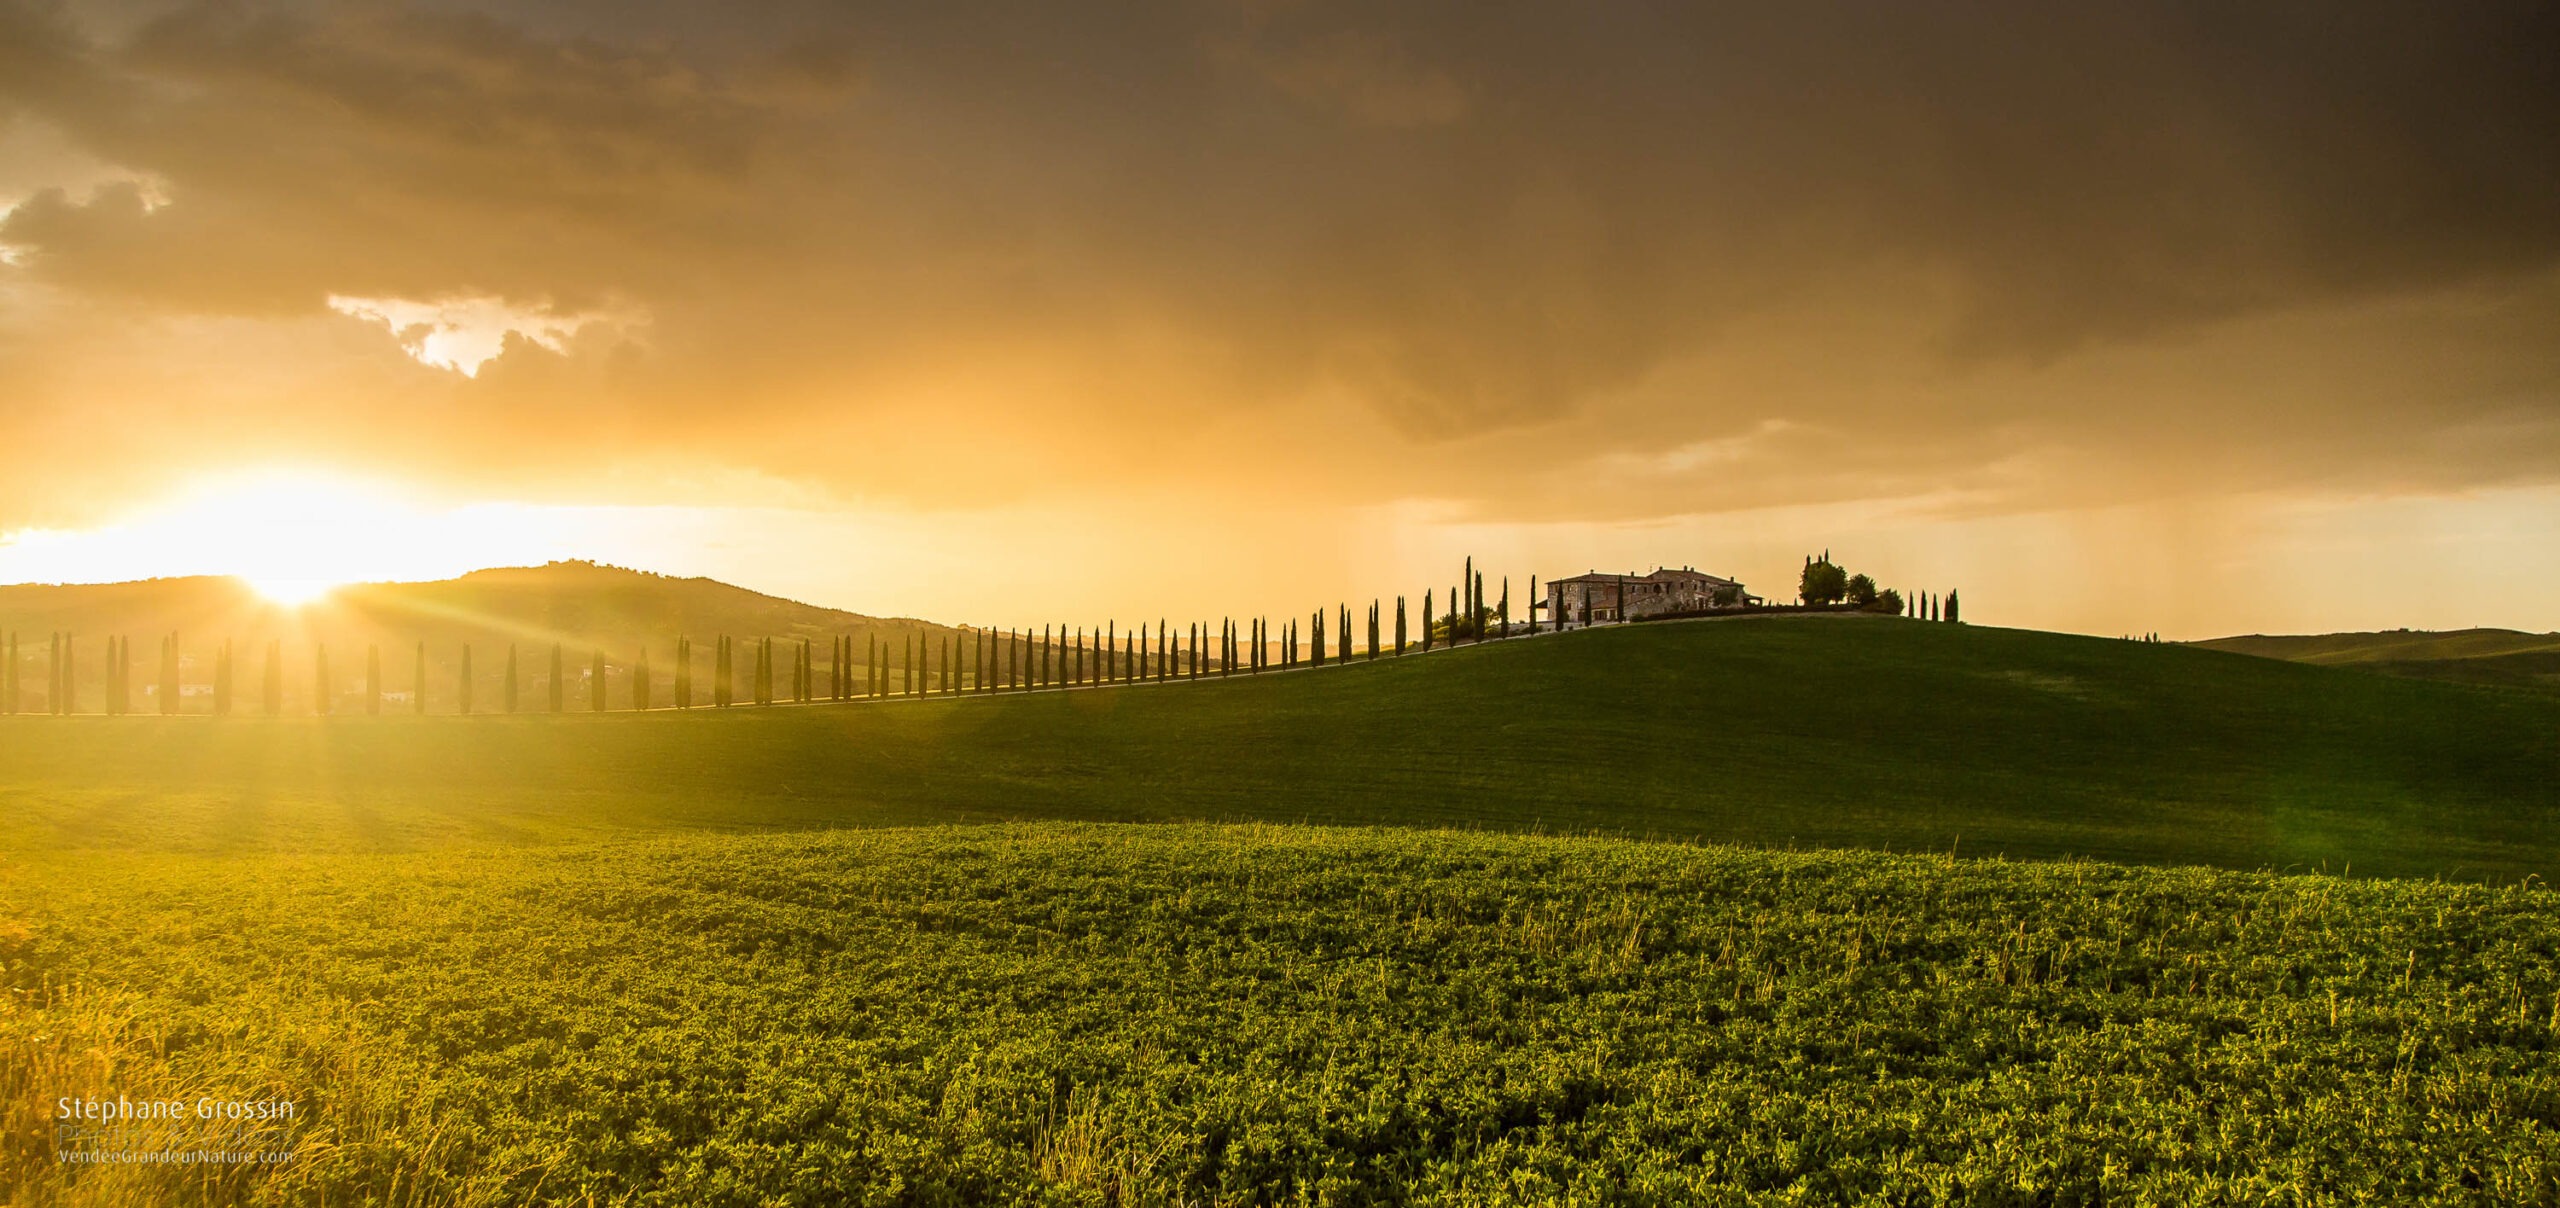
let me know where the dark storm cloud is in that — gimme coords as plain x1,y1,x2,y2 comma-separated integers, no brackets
0,0,2554,520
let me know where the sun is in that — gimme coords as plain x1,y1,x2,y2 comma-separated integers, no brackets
244,576,343,607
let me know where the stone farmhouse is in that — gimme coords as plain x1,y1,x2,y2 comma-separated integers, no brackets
1544,567,1758,625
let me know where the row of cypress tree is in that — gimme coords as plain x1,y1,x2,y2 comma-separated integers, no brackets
0,557,1785,714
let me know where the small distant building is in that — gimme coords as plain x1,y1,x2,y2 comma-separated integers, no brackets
1545,567,1757,625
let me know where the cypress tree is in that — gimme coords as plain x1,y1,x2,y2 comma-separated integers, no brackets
1498,577,1510,637
457,644,471,715
1947,590,1961,624
676,637,692,709
1421,591,1434,652
314,643,329,715
715,636,733,707
366,644,381,715
264,640,282,716
1529,576,1539,634
1463,557,1474,641
633,649,652,710
46,633,58,714
593,650,609,711
505,644,520,712
903,634,913,695
1341,605,1352,662
1312,611,1325,667
413,641,426,715
550,644,566,712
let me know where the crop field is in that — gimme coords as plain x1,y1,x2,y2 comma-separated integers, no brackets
5,824,2557,1206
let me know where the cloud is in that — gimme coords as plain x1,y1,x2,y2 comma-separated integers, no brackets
0,0,2551,534
326,294,639,376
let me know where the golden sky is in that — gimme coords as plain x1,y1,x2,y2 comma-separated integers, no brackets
1,1,2555,637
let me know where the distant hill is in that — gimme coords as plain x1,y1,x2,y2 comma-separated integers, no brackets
2188,628,2560,695
0,562,971,712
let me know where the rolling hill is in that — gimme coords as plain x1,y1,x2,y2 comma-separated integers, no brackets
8,614,2557,1204
0,562,973,713
2189,627,2560,695
4,615,2552,880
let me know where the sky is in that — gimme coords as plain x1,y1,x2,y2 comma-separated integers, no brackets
0,0,2555,638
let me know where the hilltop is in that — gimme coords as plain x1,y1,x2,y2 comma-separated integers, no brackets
2190,627,2560,694
4,615,2553,879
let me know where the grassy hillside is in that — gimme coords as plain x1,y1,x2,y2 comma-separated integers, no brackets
2193,628,2560,695
0,562,974,714
2192,628,2560,664
6,825,2555,1206
5,616,2554,879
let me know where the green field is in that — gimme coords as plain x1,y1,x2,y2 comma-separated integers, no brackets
6,616,2555,879
2192,628,2560,696
5,616,2559,1205
7,826,2558,1205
